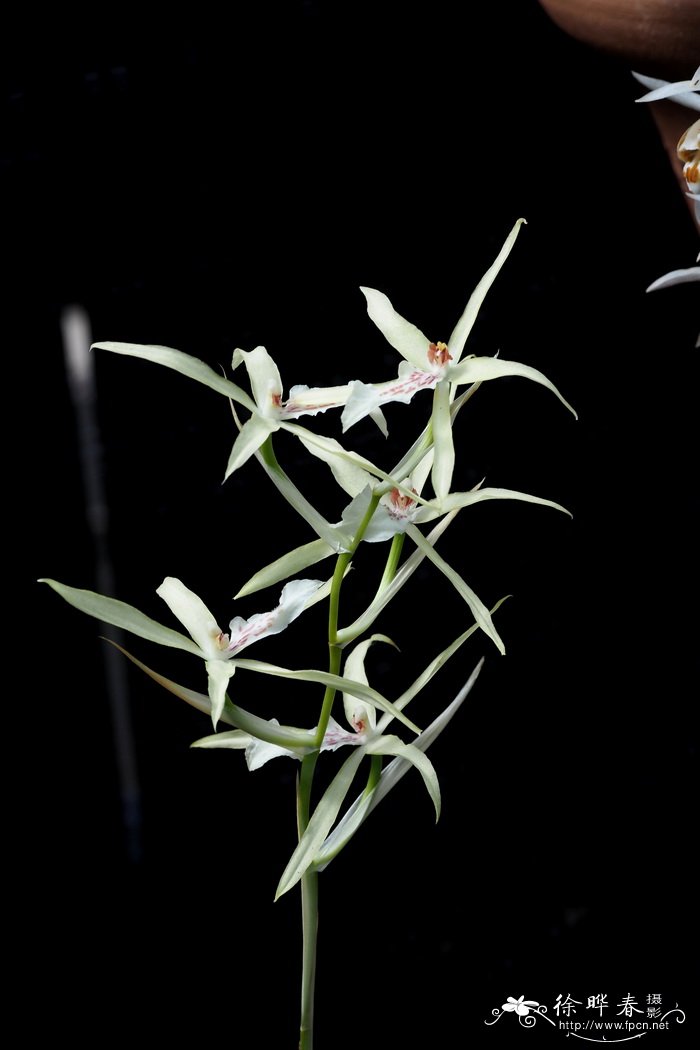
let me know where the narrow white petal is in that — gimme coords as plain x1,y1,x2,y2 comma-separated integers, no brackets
235,539,335,599
206,659,236,729
291,424,374,496
227,579,323,654
448,219,526,363
40,579,201,656
360,287,432,369
232,346,283,415
430,380,455,502
406,524,506,654
448,355,577,418
92,342,257,412
156,577,225,659
224,414,277,480
646,266,700,291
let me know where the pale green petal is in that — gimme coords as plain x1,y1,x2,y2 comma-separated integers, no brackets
375,598,509,734
280,423,429,506
405,524,505,654
342,634,396,733
105,642,316,748
430,379,454,502
415,486,572,524
232,346,283,414
448,219,526,363
314,660,484,869
231,659,421,734
156,577,224,659
224,414,277,479
275,749,366,898
447,356,577,418
289,426,374,497
92,342,257,413
235,539,335,599
206,659,236,729
365,734,440,820
360,287,431,369
39,579,201,655
193,729,251,749
647,266,700,291
410,447,434,497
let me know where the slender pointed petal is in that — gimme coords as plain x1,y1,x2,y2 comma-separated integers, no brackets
92,342,258,412
341,380,383,434
234,539,335,599
225,414,276,479
449,219,526,363
431,379,455,501
375,599,508,735
406,524,505,654
275,749,366,899
39,578,201,655
206,659,236,729
281,423,427,504
634,68,700,107
156,577,225,659
230,659,421,734
447,356,577,418
287,427,374,497
365,734,441,819
337,511,459,644
647,266,700,291
232,346,283,415
360,287,432,369
106,642,317,748
314,660,484,870
415,486,572,523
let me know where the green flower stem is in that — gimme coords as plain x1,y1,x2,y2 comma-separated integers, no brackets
361,532,405,798
298,753,319,1050
298,486,381,1048
314,489,381,749
376,532,405,596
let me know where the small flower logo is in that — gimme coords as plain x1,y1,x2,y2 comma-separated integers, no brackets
502,996,539,1016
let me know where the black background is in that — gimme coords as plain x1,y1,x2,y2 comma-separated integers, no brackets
11,2,698,1045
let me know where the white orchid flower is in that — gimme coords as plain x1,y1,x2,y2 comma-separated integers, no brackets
226,345,355,478
340,220,576,500
633,67,700,111
41,576,323,729
157,576,324,729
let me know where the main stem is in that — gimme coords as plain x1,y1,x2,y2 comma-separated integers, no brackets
297,490,381,1050
298,754,318,1050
